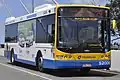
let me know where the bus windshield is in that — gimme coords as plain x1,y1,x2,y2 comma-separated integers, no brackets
57,7,110,53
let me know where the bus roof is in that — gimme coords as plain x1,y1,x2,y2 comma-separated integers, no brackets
5,4,56,25
5,4,109,25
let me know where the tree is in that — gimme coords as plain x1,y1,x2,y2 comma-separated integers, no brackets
106,0,120,30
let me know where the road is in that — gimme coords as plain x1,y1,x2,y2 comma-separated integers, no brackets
0,56,120,80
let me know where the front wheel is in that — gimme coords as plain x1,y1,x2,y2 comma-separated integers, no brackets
36,55,44,72
80,68,90,74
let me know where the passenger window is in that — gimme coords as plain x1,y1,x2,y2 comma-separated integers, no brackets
47,24,55,43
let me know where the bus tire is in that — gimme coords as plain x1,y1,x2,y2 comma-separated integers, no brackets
10,49,15,64
80,68,90,74
36,51,44,72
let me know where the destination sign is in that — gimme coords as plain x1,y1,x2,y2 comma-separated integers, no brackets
59,7,108,18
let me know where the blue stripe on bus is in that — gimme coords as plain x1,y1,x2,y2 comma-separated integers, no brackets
14,54,36,66
43,59,110,69
4,50,110,69
4,51,36,66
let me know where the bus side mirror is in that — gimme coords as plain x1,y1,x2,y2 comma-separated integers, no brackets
112,20,116,29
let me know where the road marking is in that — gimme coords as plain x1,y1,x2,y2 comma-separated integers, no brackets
0,63,52,80
92,69,119,75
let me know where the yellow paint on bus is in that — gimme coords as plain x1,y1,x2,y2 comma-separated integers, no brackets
54,49,111,61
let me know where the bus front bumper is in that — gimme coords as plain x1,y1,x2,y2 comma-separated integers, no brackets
43,59,111,69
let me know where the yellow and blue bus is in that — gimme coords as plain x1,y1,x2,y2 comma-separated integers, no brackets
4,4,111,72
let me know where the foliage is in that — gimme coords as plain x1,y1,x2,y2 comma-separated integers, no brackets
106,0,120,30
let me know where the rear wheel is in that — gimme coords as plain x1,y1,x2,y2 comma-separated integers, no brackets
10,49,15,64
36,53,44,72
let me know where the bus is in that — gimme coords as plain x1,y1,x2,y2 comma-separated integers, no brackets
4,4,111,73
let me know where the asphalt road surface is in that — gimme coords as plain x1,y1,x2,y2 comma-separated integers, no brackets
0,56,120,80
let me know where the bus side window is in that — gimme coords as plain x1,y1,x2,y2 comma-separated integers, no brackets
47,24,55,43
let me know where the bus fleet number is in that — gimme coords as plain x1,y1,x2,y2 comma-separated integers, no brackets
99,61,110,65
